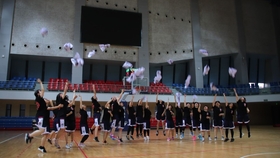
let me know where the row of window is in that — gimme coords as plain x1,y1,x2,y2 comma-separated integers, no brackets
5,104,25,117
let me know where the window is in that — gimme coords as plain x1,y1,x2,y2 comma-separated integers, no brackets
19,104,25,117
5,104,12,117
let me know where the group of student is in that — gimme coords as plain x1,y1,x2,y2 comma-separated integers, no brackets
24,79,251,153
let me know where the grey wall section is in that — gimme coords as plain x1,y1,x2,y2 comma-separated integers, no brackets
137,0,149,85
10,59,25,78
242,0,277,55
107,65,120,81
60,62,72,80
44,62,59,82
71,0,85,84
148,0,192,63
10,0,75,57
91,64,105,81
234,0,248,84
0,0,15,80
190,0,203,88
28,61,42,79
0,0,2,26
199,0,239,56
271,6,280,81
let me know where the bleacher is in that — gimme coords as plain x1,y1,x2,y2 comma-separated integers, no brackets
173,83,261,96
47,78,173,94
0,77,36,90
270,82,280,94
0,117,35,130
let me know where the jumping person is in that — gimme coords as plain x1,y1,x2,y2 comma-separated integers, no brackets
78,95,89,147
198,104,211,142
212,94,225,141
65,90,77,149
102,99,113,144
192,100,201,140
126,95,136,140
25,79,62,153
183,94,193,138
143,97,151,141
54,82,69,149
136,97,145,138
174,95,184,139
155,93,166,136
162,98,175,141
109,89,124,140
90,84,102,142
223,93,235,142
233,88,251,138
116,101,125,143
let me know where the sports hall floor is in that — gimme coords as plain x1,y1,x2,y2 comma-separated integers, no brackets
0,126,279,158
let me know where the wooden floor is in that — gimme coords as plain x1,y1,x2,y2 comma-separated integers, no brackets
0,126,280,158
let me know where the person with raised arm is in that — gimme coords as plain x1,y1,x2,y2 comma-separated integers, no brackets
54,81,69,149
136,96,145,138
198,103,211,142
65,90,77,149
116,100,125,143
109,89,124,140
126,95,136,140
102,99,113,144
212,94,225,141
223,93,235,142
25,79,63,153
183,94,193,138
174,94,184,139
155,92,166,136
143,97,151,141
233,88,251,138
78,95,89,147
90,84,102,142
162,98,175,141
191,97,201,140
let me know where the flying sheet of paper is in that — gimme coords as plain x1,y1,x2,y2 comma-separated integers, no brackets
64,43,73,51
40,28,48,37
203,65,210,76
87,50,95,58
122,61,133,69
185,75,191,88
199,49,208,56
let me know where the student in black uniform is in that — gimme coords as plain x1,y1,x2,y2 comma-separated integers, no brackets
212,94,225,141
192,100,201,140
65,90,77,149
90,84,102,142
174,95,184,139
136,97,145,138
233,88,251,138
143,97,151,141
223,93,235,142
116,101,125,143
198,104,211,142
126,95,136,140
54,82,69,149
102,99,113,144
110,90,124,140
155,93,166,136
78,95,89,147
25,79,62,153
162,98,175,141
183,94,193,138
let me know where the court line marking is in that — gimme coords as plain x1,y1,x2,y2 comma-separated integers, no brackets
74,140,89,158
240,152,280,158
0,133,23,144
